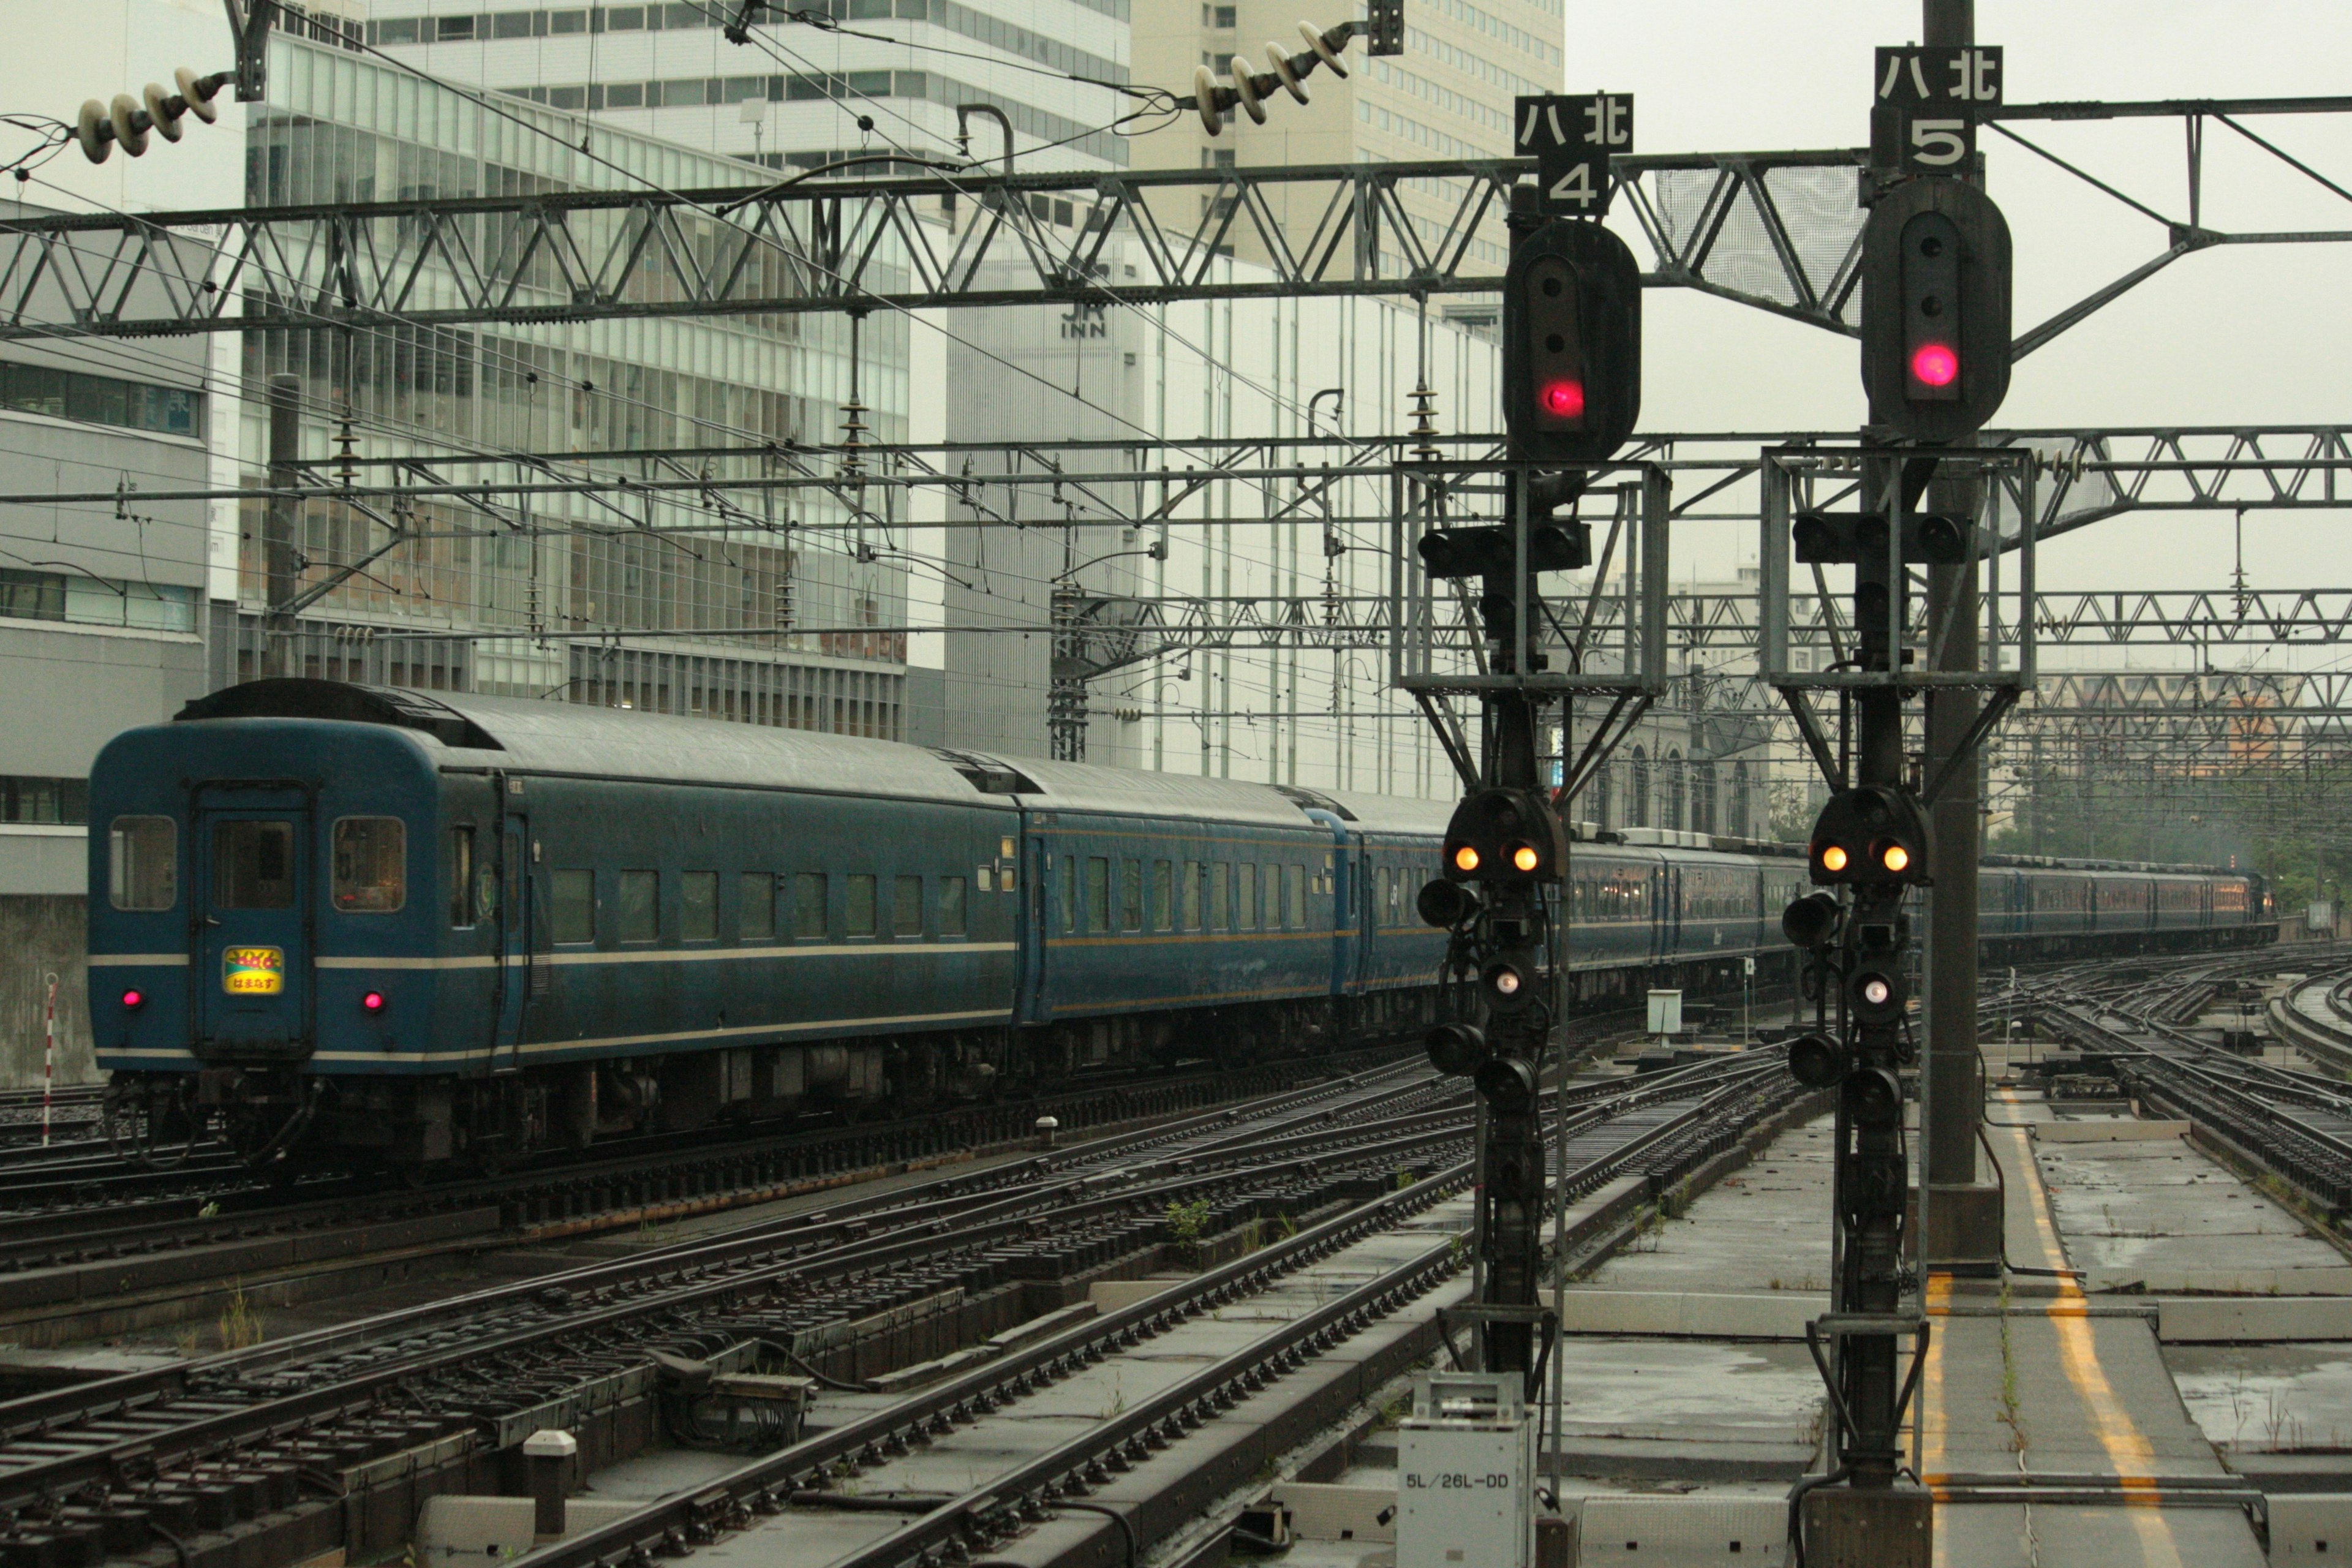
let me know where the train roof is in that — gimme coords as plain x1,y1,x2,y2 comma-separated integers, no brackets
170,680,1386,830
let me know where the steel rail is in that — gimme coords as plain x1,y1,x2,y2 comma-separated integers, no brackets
519,1069,1795,1568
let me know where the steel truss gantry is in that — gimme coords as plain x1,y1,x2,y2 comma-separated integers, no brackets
7,89,2352,344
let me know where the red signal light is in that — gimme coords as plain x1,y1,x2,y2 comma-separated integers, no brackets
120,989,144,1011
361,991,386,1014
1539,379,1585,420
1910,342,1958,388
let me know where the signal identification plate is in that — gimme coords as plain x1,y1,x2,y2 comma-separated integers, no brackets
222,946,285,995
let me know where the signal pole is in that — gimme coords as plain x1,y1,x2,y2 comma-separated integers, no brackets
1415,98,1640,1389
1776,24,2012,1565
1921,0,2004,1276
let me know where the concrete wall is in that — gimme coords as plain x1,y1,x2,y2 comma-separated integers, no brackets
0,897,94,1089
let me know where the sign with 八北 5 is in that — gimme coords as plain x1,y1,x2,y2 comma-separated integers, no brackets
1515,93,1632,218
1875,45,2002,174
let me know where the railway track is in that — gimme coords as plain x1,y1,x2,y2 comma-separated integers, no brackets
0,1049,1798,1568
0,1043,1452,1343
2015,946,2352,1221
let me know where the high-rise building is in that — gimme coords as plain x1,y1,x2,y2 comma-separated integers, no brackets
1128,0,1561,282
364,0,1133,175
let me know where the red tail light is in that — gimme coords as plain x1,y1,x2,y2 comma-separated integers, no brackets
361,991,386,1014
120,989,145,1011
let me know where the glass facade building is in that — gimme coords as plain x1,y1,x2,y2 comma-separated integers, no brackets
236,33,919,734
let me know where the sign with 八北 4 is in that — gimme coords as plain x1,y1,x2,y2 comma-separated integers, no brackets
1874,45,2002,175
1515,93,1632,217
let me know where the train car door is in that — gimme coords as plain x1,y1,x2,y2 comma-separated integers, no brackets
191,785,314,1060
1016,825,1049,1025
1654,863,1678,962
492,808,530,1072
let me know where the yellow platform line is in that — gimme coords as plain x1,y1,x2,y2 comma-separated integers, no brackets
1918,1095,2185,1564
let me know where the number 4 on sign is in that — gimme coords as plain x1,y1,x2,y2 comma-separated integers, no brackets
1550,162,1596,208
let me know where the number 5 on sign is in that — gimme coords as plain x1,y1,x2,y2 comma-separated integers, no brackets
1517,92,1634,219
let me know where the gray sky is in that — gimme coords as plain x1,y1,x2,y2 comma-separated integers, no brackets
1580,2,2352,616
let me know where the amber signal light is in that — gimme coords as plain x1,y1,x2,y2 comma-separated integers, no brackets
1510,844,1539,873
1819,844,1849,873
1453,846,1480,873
1879,843,1910,874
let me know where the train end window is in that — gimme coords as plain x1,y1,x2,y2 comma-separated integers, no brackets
940,875,967,936
846,873,878,937
552,869,595,943
682,871,718,941
447,827,476,927
742,873,776,940
213,819,296,910
108,815,176,911
794,872,827,938
617,870,659,942
893,875,924,937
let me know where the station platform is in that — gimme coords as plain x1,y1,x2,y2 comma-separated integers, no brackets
1540,1067,2352,1566
1921,1092,2269,1566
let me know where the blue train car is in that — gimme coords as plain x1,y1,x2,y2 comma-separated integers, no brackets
86,679,2273,1170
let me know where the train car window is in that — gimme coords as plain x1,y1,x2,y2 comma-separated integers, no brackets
1085,857,1110,932
1120,859,1143,930
108,816,176,911
1237,863,1258,930
1058,856,1074,933
617,870,658,943
682,872,718,941
447,828,475,927
794,873,827,939
332,818,405,913
214,820,296,910
894,875,924,937
940,876,967,937
1151,860,1172,930
1182,861,1202,930
552,869,595,943
741,873,775,940
1286,865,1306,930
846,875,878,937
1376,867,1392,927
1210,862,1229,930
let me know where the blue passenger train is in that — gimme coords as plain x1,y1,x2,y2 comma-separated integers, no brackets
86,680,2272,1169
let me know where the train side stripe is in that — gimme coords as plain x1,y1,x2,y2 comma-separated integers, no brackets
88,954,187,968
97,1005,1018,1065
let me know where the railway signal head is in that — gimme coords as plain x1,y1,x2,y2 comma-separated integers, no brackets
1442,788,1567,886
1480,948,1544,1014
1418,879,1482,929
1474,1054,1539,1113
1809,785,1931,888
1860,178,2012,441
1425,1021,1490,1077
1782,892,1841,950
1849,963,1907,1026
1502,215,1641,464
1786,1031,1850,1089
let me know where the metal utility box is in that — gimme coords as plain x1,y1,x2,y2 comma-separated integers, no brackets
1396,1373,1536,1568
1580,1496,1789,1564
2270,1494,2352,1560
1647,989,1684,1036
